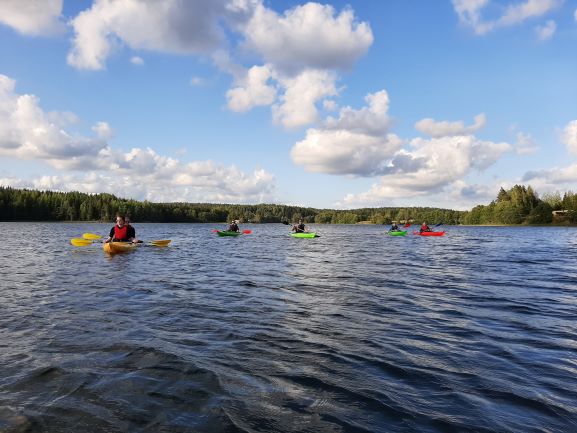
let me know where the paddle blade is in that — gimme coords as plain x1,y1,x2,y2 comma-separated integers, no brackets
434,222,444,227
82,233,102,240
242,230,252,234
150,239,171,247
211,229,218,232
403,223,411,228
71,238,92,246
281,221,290,225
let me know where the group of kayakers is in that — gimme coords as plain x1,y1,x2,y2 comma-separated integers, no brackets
105,215,434,241
224,218,308,233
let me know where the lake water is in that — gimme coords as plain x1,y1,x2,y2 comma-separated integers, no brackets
1,223,577,432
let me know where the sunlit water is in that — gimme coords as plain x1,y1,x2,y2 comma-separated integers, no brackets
1,223,577,432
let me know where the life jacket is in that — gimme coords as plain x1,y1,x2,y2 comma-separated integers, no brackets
113,225,129,241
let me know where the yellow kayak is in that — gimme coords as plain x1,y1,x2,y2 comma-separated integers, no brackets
103,242,138,254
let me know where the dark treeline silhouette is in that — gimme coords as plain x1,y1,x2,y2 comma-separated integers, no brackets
4,185,575,225
0,186,462,224
461,184,577,225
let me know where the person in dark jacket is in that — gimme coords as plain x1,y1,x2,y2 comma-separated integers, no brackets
227,220,240,232
292,219,306,233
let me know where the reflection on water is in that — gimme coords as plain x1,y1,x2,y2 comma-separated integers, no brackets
1,223,577,432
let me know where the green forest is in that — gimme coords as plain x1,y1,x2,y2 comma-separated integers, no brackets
0,185,575,225
461,185,577,225
0,186,460,224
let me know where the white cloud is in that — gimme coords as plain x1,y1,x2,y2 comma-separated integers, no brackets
241,2,373,73
452,0,562,35
189,76,204,86
130,56,144,65
291,90,402,175
339,129,511,206
0,74,276,203
0,0,64,36
344,135,511,205
66,1,372,130
291,129,402,175
227,2,373,127
415,113,486,138
0,75,108,161
515,131,538,154
273,69,337,128
67,0,248,70
452,0,493,34
535,19,556,40
498,0,562,27
226,64,276,112
323,100,337,111
562,120,577,155
522,163,577,194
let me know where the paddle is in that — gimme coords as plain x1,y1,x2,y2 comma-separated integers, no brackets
149,239,171,247
434,222,443,227
71,238,93,246
71,237,170,247
83,233,102,240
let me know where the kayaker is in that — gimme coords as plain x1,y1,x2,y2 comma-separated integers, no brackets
390,222,399,231
420,222,432,233
125,215,139,243
104,215,137,243
292,219,307,233
227,220,240,232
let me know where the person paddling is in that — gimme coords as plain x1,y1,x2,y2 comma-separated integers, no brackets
292,219,307,233
420,222,432,233
104,215,137,243
390,221,400,231
227,220,240,233
125,215,139,243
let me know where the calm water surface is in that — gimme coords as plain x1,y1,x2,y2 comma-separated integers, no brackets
1,223,577,432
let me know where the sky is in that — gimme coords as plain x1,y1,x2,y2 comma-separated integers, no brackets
0,0,576,210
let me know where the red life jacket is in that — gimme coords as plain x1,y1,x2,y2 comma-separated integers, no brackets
113,225,129,240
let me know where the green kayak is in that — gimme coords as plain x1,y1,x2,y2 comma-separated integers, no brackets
216,230,242,237
290,232,319,238
387,230,407,236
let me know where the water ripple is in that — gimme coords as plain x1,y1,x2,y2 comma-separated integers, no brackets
1,223,577,432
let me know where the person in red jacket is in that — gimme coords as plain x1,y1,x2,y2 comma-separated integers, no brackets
104,215,136,243
420,222,432,233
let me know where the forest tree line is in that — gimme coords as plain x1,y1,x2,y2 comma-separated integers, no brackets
461,185,577,225
0,186,461,224
1,185,576,225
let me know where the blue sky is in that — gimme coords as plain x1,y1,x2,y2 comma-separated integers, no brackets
0,0,576,210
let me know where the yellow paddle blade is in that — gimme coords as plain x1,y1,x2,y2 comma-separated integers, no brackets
150,239,171,246
82,233,102,240
71,238,93,246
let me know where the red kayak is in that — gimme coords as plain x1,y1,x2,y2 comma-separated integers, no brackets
413,231,445,236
